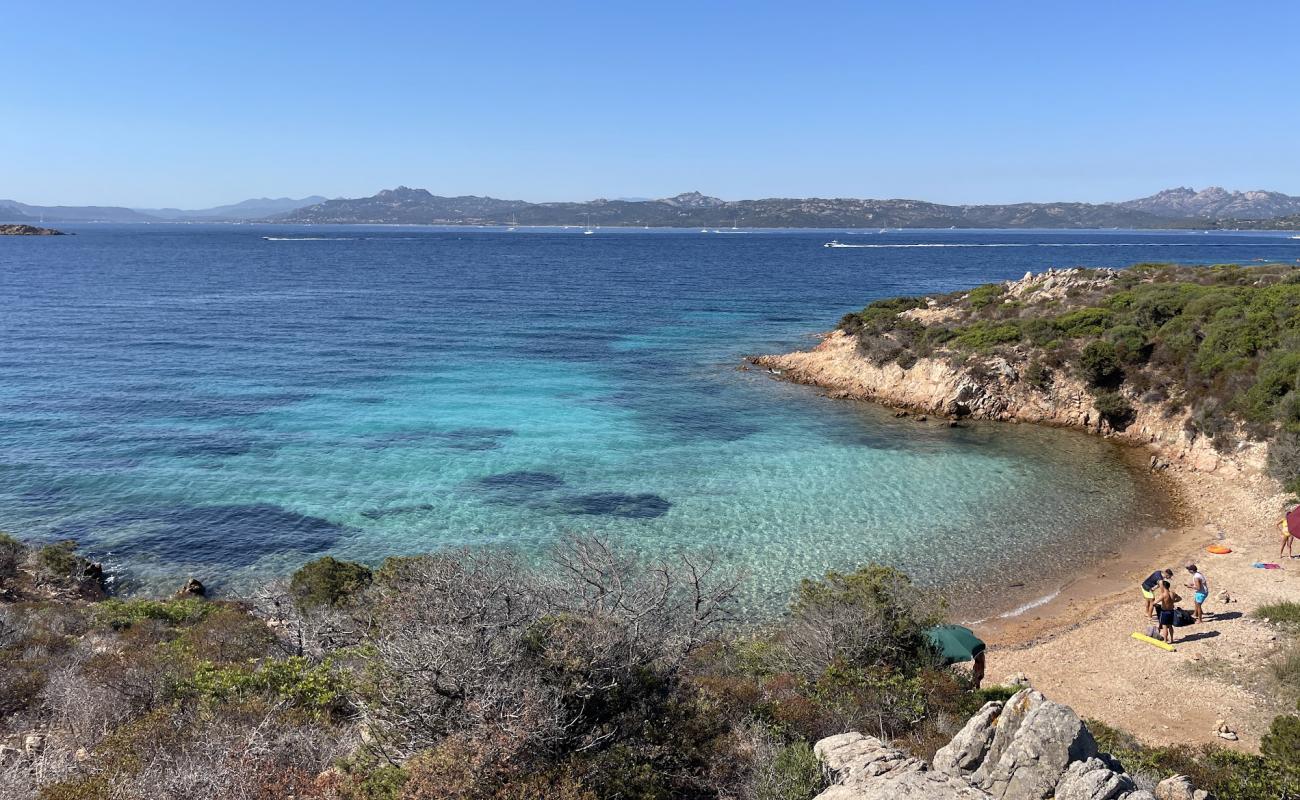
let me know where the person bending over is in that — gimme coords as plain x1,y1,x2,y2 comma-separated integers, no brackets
1141,568,1173,619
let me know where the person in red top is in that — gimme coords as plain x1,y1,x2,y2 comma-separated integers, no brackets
1282,504,1300,559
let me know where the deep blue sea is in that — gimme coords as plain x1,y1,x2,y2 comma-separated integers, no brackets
3,225,1297,607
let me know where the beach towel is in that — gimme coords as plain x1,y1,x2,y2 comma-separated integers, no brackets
1254,562,1283,569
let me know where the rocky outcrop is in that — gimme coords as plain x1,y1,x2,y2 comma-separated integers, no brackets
813,732,992,799
814,689,1176,800
934,700,1002,777
756,321,1266,480
0,224,67,235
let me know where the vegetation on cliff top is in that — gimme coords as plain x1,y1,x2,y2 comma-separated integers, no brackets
838,262,1300,491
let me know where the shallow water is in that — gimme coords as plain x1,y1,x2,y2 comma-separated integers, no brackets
1,226,1294,605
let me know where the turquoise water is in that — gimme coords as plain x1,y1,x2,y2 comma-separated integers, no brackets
2,226,1295,604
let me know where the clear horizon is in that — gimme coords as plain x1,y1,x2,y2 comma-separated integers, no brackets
5,0,1299,207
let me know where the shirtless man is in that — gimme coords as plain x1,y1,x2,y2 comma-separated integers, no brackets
1157,580,1181,644
1184,563,1209,623
1282,509,1298,559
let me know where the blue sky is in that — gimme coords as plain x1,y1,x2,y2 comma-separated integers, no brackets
4,1,1298,207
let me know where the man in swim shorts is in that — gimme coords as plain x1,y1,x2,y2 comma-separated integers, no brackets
1184,563,1208,623
1157,580,1181,644
1141,568,1173,618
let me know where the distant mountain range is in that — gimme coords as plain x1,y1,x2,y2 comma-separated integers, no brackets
4,187,1299,229
272,186,1300,229
134,196,329,221
0,196,326,223
1116,187,1300,220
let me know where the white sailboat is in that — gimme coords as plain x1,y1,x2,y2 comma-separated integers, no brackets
583,214,594,235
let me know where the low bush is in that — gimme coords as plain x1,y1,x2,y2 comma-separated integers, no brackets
1087,718,1298,800
1023,361,1053,392
95,597,214,629
1092,391,1135,430
35,540,79,581
953,322,1021,351
752,741,825,800
1259,601,1300,626
290,556,373,610
1078,341,1123,387
0,531,24,580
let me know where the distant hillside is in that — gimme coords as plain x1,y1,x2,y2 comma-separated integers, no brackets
0,201,155,223
275,187,1194,229
137,196,329,221
1118,186,1300,219
1218,214,1300,231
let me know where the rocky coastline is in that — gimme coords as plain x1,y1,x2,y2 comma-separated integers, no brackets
0,224,68,236
753,270,1266,482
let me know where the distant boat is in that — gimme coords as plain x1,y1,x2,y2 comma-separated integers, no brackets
583,214,594,235
1291,234,1300,240
700,228,710,233
507,214,518,231
824,240,870,248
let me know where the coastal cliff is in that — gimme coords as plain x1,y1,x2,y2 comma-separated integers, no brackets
756,326,1264,478
756,265,1286,481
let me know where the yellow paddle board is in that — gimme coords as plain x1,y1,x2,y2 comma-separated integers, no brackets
1131,632,1175,651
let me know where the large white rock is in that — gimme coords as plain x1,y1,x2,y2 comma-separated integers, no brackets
935,701,1003,777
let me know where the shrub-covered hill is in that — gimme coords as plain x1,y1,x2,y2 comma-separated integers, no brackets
835,263,1300,492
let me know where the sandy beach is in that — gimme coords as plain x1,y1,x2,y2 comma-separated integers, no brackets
981,464,1299,750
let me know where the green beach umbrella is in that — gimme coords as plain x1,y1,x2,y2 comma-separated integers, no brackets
925,624,986,665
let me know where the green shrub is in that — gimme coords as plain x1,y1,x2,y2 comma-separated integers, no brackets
1268,432,1300,494
35,540,79,580
966,284,1005,310
95,597,214,629
177,656,349,711
1078,341,1123,387
1055,307,1113,337
1092,391,1135,429
1259,601,1300,626
1087,718,1297,800
1262,709,1300,791
754,741,826,800
953,322,1021,351
1023,361,1053,392
290,556,373,610
1108,324,1150,364
790,564,943,672
0,531,24,579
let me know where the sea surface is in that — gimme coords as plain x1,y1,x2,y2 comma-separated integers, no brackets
3,226,1297,607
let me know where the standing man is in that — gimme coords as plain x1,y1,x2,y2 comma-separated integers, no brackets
1157,580,1181,644
1141,568,1173,619
1184,563,1209,623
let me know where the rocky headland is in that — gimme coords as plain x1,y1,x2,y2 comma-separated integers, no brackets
0,224,67,235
